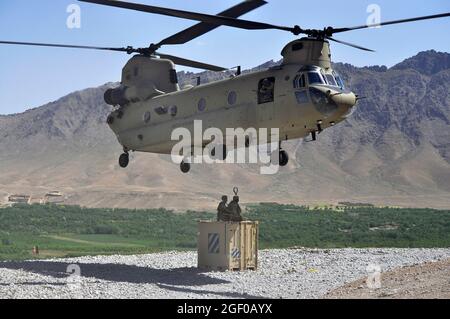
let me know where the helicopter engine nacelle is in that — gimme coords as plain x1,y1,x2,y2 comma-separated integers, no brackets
104,86,129,106
104,56,180,106
104,85,165,106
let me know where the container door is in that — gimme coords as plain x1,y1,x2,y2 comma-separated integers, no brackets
228,224,240,270
242,223,257,269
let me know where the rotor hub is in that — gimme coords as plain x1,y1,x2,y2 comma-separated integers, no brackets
324,27,334,37
292,25,302,36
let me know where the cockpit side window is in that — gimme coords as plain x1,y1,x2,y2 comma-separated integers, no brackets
307,72,324,85
293,74,306,89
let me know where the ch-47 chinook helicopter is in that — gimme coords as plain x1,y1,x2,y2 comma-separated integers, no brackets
2,0,450,173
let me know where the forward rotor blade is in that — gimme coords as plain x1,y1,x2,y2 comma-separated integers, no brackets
333,12,450,34
0,40,132,52
156,0,268,47
0,41,226,71
79,0,299,34
325,36,375,52
155,52,227,72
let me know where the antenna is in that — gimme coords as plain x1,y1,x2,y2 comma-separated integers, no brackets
230,66,242,76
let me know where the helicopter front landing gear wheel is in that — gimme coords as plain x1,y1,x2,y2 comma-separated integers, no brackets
180,160,191,174
279,150,289,167
119,152,129,168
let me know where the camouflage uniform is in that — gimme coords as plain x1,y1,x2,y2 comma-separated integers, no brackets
217,196,229,221
227,196,243,222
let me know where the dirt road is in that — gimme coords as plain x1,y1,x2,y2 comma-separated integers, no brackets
326,258,450,299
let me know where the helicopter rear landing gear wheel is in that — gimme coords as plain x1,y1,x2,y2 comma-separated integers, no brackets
279,150,289,167
180,160,191,174
119,152,129,168
211,144,227,160
273,141,289,167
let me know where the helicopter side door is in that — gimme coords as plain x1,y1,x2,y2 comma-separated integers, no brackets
256,77,276,128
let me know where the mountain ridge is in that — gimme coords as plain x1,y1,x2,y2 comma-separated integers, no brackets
1,50,449,210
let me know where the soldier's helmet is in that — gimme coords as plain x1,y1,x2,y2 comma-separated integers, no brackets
233,196,239,202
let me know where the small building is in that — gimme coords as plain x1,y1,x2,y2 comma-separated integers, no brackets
44,191,64,204
8,194,30,204
46,191,63,197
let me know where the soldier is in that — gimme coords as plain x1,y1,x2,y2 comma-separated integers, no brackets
217,195,229,221
227,195,243,222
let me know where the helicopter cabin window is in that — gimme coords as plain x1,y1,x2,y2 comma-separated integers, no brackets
228,91,237,106
143,111,151,124
293,74,306,89
307,72,324,85
154,106,168,115
170,105,178,117
258,77,275,104
198,98,206,112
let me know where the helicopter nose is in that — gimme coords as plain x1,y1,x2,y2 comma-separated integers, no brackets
330,91,357,108
309,86,357,118
329,91,357,119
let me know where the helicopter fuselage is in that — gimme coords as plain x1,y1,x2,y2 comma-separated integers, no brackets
106,38,357,157
107,63,356,155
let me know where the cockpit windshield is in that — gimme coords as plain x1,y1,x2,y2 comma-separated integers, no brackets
303,70,345,89
324,74,337,86
307,72,324,85
321,71,346,89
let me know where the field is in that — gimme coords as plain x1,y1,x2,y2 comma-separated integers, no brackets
0,203,449,261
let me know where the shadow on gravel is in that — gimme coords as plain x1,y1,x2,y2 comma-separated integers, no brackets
156,283,265,299
0,261,229,286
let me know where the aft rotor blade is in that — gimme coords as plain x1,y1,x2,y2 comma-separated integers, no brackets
0,40,133,53
333,12,450,34
156,52,227,72
156,0,268,47
325,37,375,52
79,0,299,34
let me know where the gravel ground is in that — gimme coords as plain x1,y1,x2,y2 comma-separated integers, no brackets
0,248,449,299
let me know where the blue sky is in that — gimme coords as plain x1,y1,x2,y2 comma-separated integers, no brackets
1,0,449,115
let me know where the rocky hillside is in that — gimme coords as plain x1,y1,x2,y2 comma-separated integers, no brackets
1,50,449,209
